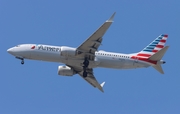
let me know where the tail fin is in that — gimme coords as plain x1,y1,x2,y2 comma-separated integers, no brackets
137,34,168,57
136,34,169,74
150,46,169,74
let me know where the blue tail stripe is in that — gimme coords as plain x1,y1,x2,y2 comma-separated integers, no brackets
158,37,163,39
146,47,155,49
141,34,168,53
155,39,161,41
143,49,152,51
152,42,159,45
161,34,167,37
149,44,157,46
143,49,152,52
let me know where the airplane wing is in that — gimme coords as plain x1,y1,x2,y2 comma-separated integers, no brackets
69,13,115,92
77,12,115,60
78,68,105,92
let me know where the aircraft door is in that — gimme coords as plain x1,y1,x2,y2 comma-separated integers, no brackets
133,56,139,67
118,58,125,68
60,50,68,64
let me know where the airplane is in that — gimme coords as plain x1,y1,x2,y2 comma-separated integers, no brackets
7,13,169,92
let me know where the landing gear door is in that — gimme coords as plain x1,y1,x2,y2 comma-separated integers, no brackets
135,57,138,63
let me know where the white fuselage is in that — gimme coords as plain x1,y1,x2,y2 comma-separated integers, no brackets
6,12,168,92
7,44,151,70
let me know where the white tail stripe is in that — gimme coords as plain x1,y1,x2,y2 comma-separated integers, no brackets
162,37,168,40
158,42,165,45
154,47,162,50
139,34,168,56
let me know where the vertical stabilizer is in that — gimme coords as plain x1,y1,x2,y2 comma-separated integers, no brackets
137,34,168,57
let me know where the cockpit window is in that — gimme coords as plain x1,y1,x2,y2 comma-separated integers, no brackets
15,45,20,47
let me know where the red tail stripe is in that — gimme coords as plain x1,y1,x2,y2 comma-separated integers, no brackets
131,56,157,64
138,58,157,64
156,45,164,48
152,50,158,52
137,54,151,57
160,39,166,43
163,35,168,37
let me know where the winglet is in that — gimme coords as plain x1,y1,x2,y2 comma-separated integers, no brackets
101,82,105,87
98,82,105,93
106,12,116,22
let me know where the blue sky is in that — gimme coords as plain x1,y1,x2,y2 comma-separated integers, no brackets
1,0,180,114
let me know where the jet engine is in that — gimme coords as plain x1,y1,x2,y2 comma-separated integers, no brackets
60,46,77,57
58,66,76,76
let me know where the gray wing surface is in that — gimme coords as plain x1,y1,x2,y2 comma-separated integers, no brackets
77,12,115,60
78,68,105,92
70,13,115,92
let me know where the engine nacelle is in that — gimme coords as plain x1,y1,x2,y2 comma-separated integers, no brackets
58,66,76,76
60,46,76,57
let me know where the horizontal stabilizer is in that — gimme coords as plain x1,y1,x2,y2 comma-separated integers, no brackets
153,64,164,74
149,46,169,61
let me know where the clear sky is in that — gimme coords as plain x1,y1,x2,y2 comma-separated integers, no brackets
1,0,180,114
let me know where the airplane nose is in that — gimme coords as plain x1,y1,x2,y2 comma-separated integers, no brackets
7,48,13,54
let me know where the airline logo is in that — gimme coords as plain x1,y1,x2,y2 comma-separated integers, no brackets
31,45,60,52
38,45,60,52
137,34,168,58
142,34,168,53
31,45,35,49
131,34,168,64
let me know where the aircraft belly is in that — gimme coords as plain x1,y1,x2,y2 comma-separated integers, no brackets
62,58,83,67
134,61,150,68
62,57,99,68
97,57,146,69
20,51,31,59
30,50,62,62
97,57,124,69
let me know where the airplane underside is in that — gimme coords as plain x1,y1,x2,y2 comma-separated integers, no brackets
7,12,169,92
29,55,151,70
